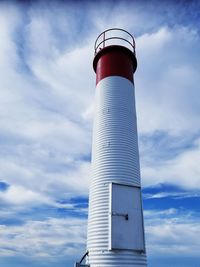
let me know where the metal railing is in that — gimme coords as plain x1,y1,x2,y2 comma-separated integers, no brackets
94,28,136,55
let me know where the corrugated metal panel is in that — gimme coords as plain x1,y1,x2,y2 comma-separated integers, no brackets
87,76,147,266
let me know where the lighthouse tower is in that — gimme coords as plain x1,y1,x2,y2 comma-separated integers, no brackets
86,28,147,267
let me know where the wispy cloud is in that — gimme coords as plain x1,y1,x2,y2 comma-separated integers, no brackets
136,26,200,134
145,209,200,257
141,137,200,189
0,217,87,258
144,191,200,200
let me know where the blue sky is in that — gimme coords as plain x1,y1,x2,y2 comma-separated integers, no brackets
0,0,200,266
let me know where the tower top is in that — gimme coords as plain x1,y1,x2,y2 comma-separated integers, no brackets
93,28,137,84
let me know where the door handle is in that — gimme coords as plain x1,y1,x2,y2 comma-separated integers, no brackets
112,212,129,220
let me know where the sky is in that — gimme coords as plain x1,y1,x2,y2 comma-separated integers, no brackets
0,0,200,266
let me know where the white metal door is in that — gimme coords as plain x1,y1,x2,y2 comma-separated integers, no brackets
109,183,145,251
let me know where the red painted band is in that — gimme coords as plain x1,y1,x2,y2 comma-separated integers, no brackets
93,45,137,85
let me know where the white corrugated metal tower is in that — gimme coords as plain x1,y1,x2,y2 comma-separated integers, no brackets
84,28,147,267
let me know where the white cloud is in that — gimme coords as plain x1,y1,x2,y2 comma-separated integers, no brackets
0,185,48,205
144,208,177,217
0,156,91,207
0,2,93,209
0,217,87,258
144,191,200,199
134,26,200,190
145,209,200,257
135,26,200,134
141,137,200,189
147,222,200,256
0,3,21,67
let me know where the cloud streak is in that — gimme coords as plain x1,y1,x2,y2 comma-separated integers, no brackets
0,217,87,258
145,209,200,257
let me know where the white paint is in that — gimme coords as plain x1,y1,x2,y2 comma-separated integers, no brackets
87,76,147,266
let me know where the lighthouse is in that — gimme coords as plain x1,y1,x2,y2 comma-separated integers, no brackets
76,28,147,267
